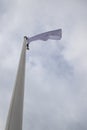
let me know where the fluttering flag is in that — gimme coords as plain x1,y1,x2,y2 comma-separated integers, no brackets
29,29,62,43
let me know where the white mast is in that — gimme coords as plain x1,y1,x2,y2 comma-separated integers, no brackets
5,29,62,130
5,37,26,130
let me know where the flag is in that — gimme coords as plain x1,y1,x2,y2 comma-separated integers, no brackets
29,29,62,43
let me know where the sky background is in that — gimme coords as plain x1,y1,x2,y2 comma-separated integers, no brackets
0,0,87,130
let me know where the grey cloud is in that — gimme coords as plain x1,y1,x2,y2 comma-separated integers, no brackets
0,0,87,130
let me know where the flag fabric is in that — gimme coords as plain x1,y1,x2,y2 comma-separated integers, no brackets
29,29,62,43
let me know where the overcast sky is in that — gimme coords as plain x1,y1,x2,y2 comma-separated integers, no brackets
0,0,87,130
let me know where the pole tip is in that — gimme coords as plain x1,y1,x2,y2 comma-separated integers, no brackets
24,36,28,40
24,36,29,50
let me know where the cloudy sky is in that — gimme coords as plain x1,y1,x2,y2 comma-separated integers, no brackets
0,0,87,130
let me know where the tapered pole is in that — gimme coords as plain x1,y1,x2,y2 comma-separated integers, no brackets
5,29,62,130
5,37,26,130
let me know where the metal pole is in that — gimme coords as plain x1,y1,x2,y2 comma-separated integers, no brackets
5,37,26,130
5,29,62,130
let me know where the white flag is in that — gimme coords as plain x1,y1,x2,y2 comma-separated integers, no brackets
29,29,62,43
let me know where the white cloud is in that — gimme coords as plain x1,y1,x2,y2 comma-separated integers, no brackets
63,21,87,74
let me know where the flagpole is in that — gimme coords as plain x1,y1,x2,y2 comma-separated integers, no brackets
5,37,26,130
5,29,62,130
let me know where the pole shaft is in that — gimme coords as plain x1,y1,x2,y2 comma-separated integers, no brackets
5,38,26,130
